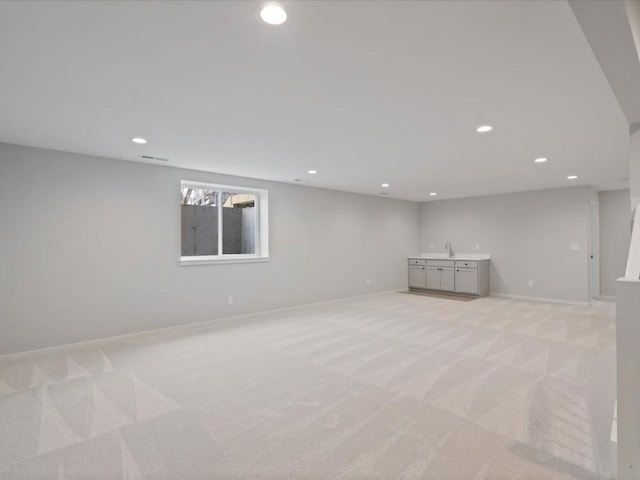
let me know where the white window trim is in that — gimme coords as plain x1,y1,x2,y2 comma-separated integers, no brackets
179,180,269,266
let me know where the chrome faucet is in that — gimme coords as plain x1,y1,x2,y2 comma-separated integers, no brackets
445,242,455,258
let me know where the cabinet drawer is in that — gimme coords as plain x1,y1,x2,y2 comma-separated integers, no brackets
427,259,454,267
409,259,426,266
455,260,477,269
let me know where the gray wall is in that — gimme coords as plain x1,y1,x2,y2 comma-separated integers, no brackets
631,130,640,208
419,187,597,302
0,143,419,355
599,189,631,297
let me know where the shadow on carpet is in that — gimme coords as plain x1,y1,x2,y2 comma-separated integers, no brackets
402,290,477,302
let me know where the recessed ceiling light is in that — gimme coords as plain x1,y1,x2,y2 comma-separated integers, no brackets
567,175,578,180
131,137,147,144
308,169,317,174
379,192,387,195
260,3,287,25
293,178,303,182
534,157,548,163
430,192,437,196
476,125,493,133
381,183,390,188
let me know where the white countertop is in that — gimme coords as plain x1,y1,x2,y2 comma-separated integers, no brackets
409,253,491,261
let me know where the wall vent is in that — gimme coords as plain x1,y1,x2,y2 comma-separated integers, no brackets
139,154,169,162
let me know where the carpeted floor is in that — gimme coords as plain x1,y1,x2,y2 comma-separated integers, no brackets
0,292,616,479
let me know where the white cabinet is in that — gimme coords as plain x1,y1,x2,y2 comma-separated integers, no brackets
440,267,455,292
426,266,440,290
408,259,427,288
454,260,489,296
409,265,427,289
455,268,478,294
408,257,490,297
425,260,455,291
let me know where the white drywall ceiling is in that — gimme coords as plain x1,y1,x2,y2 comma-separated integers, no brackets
0,0,630,200
569,0,640,127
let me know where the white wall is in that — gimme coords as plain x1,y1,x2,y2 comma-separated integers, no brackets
419,187,597,302
616,277,640,480
631,129,640,208
0,143,419,355
599,189,631,298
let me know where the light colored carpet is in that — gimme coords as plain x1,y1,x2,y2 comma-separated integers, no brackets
0,292,616,479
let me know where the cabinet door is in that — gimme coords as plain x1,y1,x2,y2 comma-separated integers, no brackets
456,268,478,294
409,266,426,289
440,267,455,291
426,267,441,290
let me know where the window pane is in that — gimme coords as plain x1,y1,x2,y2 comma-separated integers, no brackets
181,188,218,256
222,192,256,255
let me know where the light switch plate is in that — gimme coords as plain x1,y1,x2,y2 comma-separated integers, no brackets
570,243,580,251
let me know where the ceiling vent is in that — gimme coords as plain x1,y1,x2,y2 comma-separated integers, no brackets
139,154,169,162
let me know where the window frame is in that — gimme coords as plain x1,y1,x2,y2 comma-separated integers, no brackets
179,180,269,266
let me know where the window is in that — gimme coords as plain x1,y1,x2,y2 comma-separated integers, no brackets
180,181,269,265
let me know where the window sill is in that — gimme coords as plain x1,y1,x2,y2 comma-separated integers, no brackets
179,255,271,266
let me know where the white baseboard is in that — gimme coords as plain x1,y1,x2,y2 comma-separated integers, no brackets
0,287,406,361
489,292,591,306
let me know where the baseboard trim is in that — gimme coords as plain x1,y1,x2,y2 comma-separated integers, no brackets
489,292,591,306
0,287,407,360
611,400,617,443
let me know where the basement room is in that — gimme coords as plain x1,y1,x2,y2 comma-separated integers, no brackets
1,1,639,479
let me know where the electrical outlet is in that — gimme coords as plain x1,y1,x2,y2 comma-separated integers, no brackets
528,280,534,287
227,295,233,305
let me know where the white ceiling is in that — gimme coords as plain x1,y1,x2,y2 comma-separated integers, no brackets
569,0,640,127
0,0,631,201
